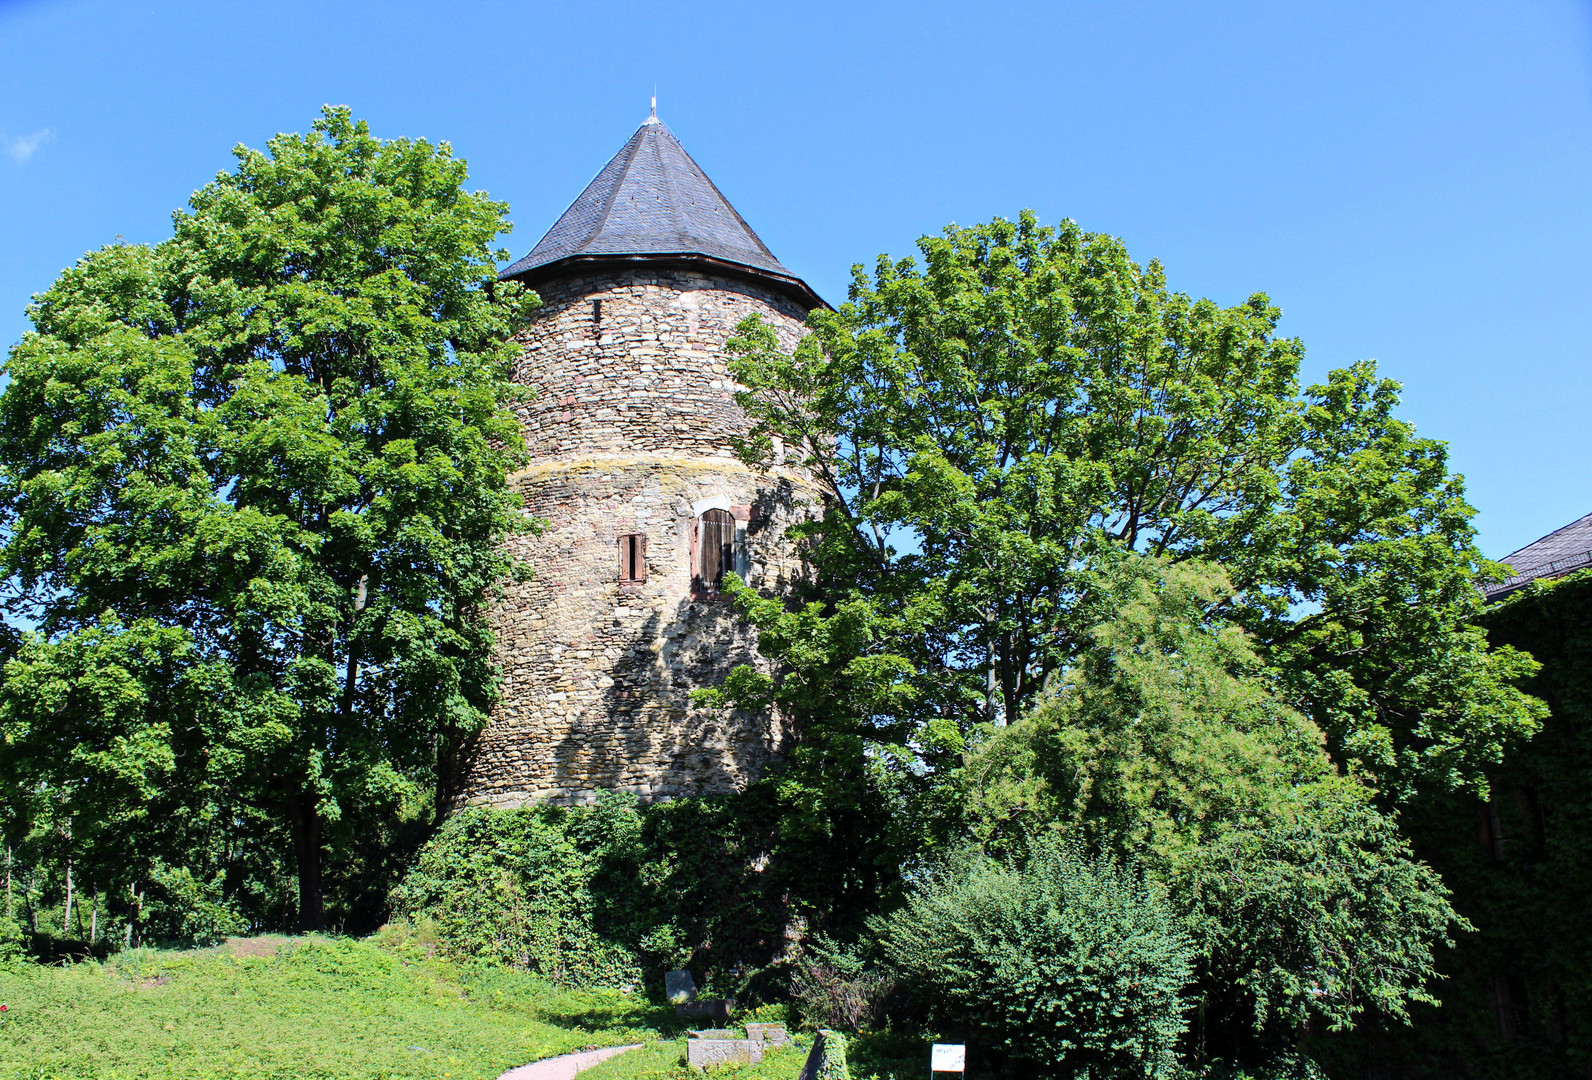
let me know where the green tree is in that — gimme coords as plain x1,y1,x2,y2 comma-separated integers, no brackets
0,107,534,930
962,557,1461,1065
0,617,210,942
719,211,1541,803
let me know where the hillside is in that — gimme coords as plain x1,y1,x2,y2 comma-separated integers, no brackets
0,931,664,1080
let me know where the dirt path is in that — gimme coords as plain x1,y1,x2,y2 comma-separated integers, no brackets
495,1044,644,1080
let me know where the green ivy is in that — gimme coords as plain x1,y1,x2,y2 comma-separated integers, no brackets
1379,570,1592,1078
392,793,798,992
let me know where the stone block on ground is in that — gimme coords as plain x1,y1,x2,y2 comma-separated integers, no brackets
798,1033,826,1080
686,1038,763,1070
744,1022,789,1046
665,968,698,1004
799,1030,848,1080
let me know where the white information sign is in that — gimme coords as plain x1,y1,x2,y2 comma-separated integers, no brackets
930,1044,966,1073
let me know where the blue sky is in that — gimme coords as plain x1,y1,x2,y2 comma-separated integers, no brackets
1,0,1588,560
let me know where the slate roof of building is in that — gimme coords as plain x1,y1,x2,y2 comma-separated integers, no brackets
1483,511,1592,600
501,114,820,307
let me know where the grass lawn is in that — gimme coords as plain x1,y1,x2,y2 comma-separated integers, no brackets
0,932,669,1080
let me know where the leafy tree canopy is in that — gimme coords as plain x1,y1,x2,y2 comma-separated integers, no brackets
0,106,535,930
718,210,1542,801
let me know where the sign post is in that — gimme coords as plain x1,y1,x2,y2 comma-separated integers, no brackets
930,1043,965,1077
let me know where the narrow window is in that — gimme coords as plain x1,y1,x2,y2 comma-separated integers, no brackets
697,509,734,595
617,533,646,583
591,299,603,326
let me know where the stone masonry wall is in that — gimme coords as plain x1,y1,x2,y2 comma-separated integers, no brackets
513,269,810,458
459,267,822,807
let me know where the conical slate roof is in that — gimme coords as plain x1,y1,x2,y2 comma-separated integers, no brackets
1484,511,1592,600
502,115,821,309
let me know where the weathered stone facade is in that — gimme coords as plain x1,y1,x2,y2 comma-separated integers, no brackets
459,267,823,806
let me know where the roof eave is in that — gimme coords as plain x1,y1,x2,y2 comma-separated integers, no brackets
500,251,829,312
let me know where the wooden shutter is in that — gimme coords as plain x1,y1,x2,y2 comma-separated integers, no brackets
617,534,648,583
699,509,733,593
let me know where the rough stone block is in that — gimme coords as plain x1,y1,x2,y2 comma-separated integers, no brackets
665,968,697,1004
686,1038,763,1069
744,1023,789,1046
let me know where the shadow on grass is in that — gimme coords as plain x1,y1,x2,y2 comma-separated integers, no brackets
530,993,702,1037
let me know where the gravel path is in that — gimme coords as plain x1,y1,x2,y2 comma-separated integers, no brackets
495,1044,644,1080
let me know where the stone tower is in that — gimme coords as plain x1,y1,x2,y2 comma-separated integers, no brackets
460,113,826,808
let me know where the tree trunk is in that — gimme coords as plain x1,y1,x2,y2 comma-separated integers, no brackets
290,797,325,932
985,632,999,725
128,883,143,949
4,844,11,920
89,888,97,944
63,857,73,937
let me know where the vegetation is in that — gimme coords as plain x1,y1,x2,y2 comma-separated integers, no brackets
1359,569,1592,1078
719,209,1538,804
391,795,799,997
0,105,534,935
703,213,1531,1073
0,931,655,1079
0,111,1561,1080
874,840,1191,1078
961,559,1459,1062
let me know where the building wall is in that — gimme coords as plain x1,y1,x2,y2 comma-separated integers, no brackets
459,266,822,807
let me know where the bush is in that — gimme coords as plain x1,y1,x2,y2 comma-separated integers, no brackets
391,793,794,991
790,934,897,1031
0,913,23,965
963,557,1462,1065
872,839,1192,1079
142,861,249,944
390,803,640,986
1178,780,1458,1047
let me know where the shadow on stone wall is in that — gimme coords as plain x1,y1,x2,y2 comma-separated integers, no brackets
536,595,778,803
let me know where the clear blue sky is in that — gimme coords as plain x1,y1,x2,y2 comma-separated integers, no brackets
2,0,1588,560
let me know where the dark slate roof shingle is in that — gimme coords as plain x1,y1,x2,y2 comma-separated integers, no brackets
502,115,816,306
1483,511,1592,600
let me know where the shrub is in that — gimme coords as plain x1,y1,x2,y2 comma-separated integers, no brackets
873,839,1192,1079
391,793,792,991
0,913,23,965
142,861,249,944
963,558,1461,1062
390,803,639,986
790,934,896,1031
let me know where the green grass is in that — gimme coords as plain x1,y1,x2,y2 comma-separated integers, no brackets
0,932,931,1080
0,932,671,1080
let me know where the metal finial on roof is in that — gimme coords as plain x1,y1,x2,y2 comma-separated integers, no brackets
645,90,658,125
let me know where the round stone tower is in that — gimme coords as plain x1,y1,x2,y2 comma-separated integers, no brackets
460,113,826,807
